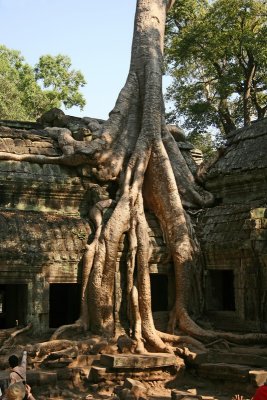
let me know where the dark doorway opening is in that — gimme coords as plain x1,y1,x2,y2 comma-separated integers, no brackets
0,284,28,328
150,274,168,312
49,283,81,328
206,269,235,311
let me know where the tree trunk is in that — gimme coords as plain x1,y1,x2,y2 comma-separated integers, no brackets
81,0,214,349
218,98,236,134
242,53,256,126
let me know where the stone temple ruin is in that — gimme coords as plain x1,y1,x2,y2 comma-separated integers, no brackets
0,111,203,335
0,112,266,335
197,119,267,333
0,110,267,397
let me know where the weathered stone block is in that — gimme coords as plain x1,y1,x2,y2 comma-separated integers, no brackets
100,353,177,369
171,390,202,400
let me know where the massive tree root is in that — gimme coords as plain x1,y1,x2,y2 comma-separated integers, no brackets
2,0,267,352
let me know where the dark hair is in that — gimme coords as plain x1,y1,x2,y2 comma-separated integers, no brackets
8,354,19,368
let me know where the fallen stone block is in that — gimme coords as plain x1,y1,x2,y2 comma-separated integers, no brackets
100,353,177,369
124,378,146,389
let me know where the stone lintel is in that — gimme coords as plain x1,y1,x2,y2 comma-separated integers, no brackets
100,353,177,369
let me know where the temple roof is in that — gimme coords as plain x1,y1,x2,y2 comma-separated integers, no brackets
207,118,267,179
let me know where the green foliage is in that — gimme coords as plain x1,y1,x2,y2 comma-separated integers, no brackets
35,54,86,110
0,45,30,120
0,45,86,121
186,131,217,161
165,0,267,136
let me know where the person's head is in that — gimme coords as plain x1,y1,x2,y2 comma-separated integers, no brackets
8,355,19,369
5,382,25,400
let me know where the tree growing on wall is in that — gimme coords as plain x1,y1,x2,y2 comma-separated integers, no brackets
1,0,267,352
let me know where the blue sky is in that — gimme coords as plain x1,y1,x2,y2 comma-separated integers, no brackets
0,0,137,119
0,0,172,120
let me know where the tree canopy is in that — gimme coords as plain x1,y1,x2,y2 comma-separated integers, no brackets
0,45,86,121
165,0,267,137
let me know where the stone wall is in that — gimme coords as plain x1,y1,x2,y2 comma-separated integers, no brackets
0,126,93,332
0,121,199,334
198,118,267,332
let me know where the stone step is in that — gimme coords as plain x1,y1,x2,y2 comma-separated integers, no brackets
100,353,177,369
89,364,176,383
88,353,184,384
196,363,267,386
189,349,267,368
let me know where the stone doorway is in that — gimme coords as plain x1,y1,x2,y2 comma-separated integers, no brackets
150,274,168,312
0,284,28,328
206,269,235,311
49,283,81,328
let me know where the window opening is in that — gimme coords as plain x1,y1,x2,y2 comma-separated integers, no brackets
49,283,81,328
206,269,235,311
0,284,27,328
150,274,168,312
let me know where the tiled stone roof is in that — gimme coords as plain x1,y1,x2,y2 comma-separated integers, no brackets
204,118,267,203
208,118,267,178
197,204,256,249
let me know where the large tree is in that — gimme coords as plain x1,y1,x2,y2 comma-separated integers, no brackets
1,0,267,352
165,0,267,136
0,45,86,121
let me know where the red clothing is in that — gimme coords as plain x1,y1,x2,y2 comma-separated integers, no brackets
253,385,267,400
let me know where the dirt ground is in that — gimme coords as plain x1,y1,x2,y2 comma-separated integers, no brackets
29,368,246,400
0,332,254,400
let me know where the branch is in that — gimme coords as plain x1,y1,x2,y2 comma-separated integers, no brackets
167,0,176,11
